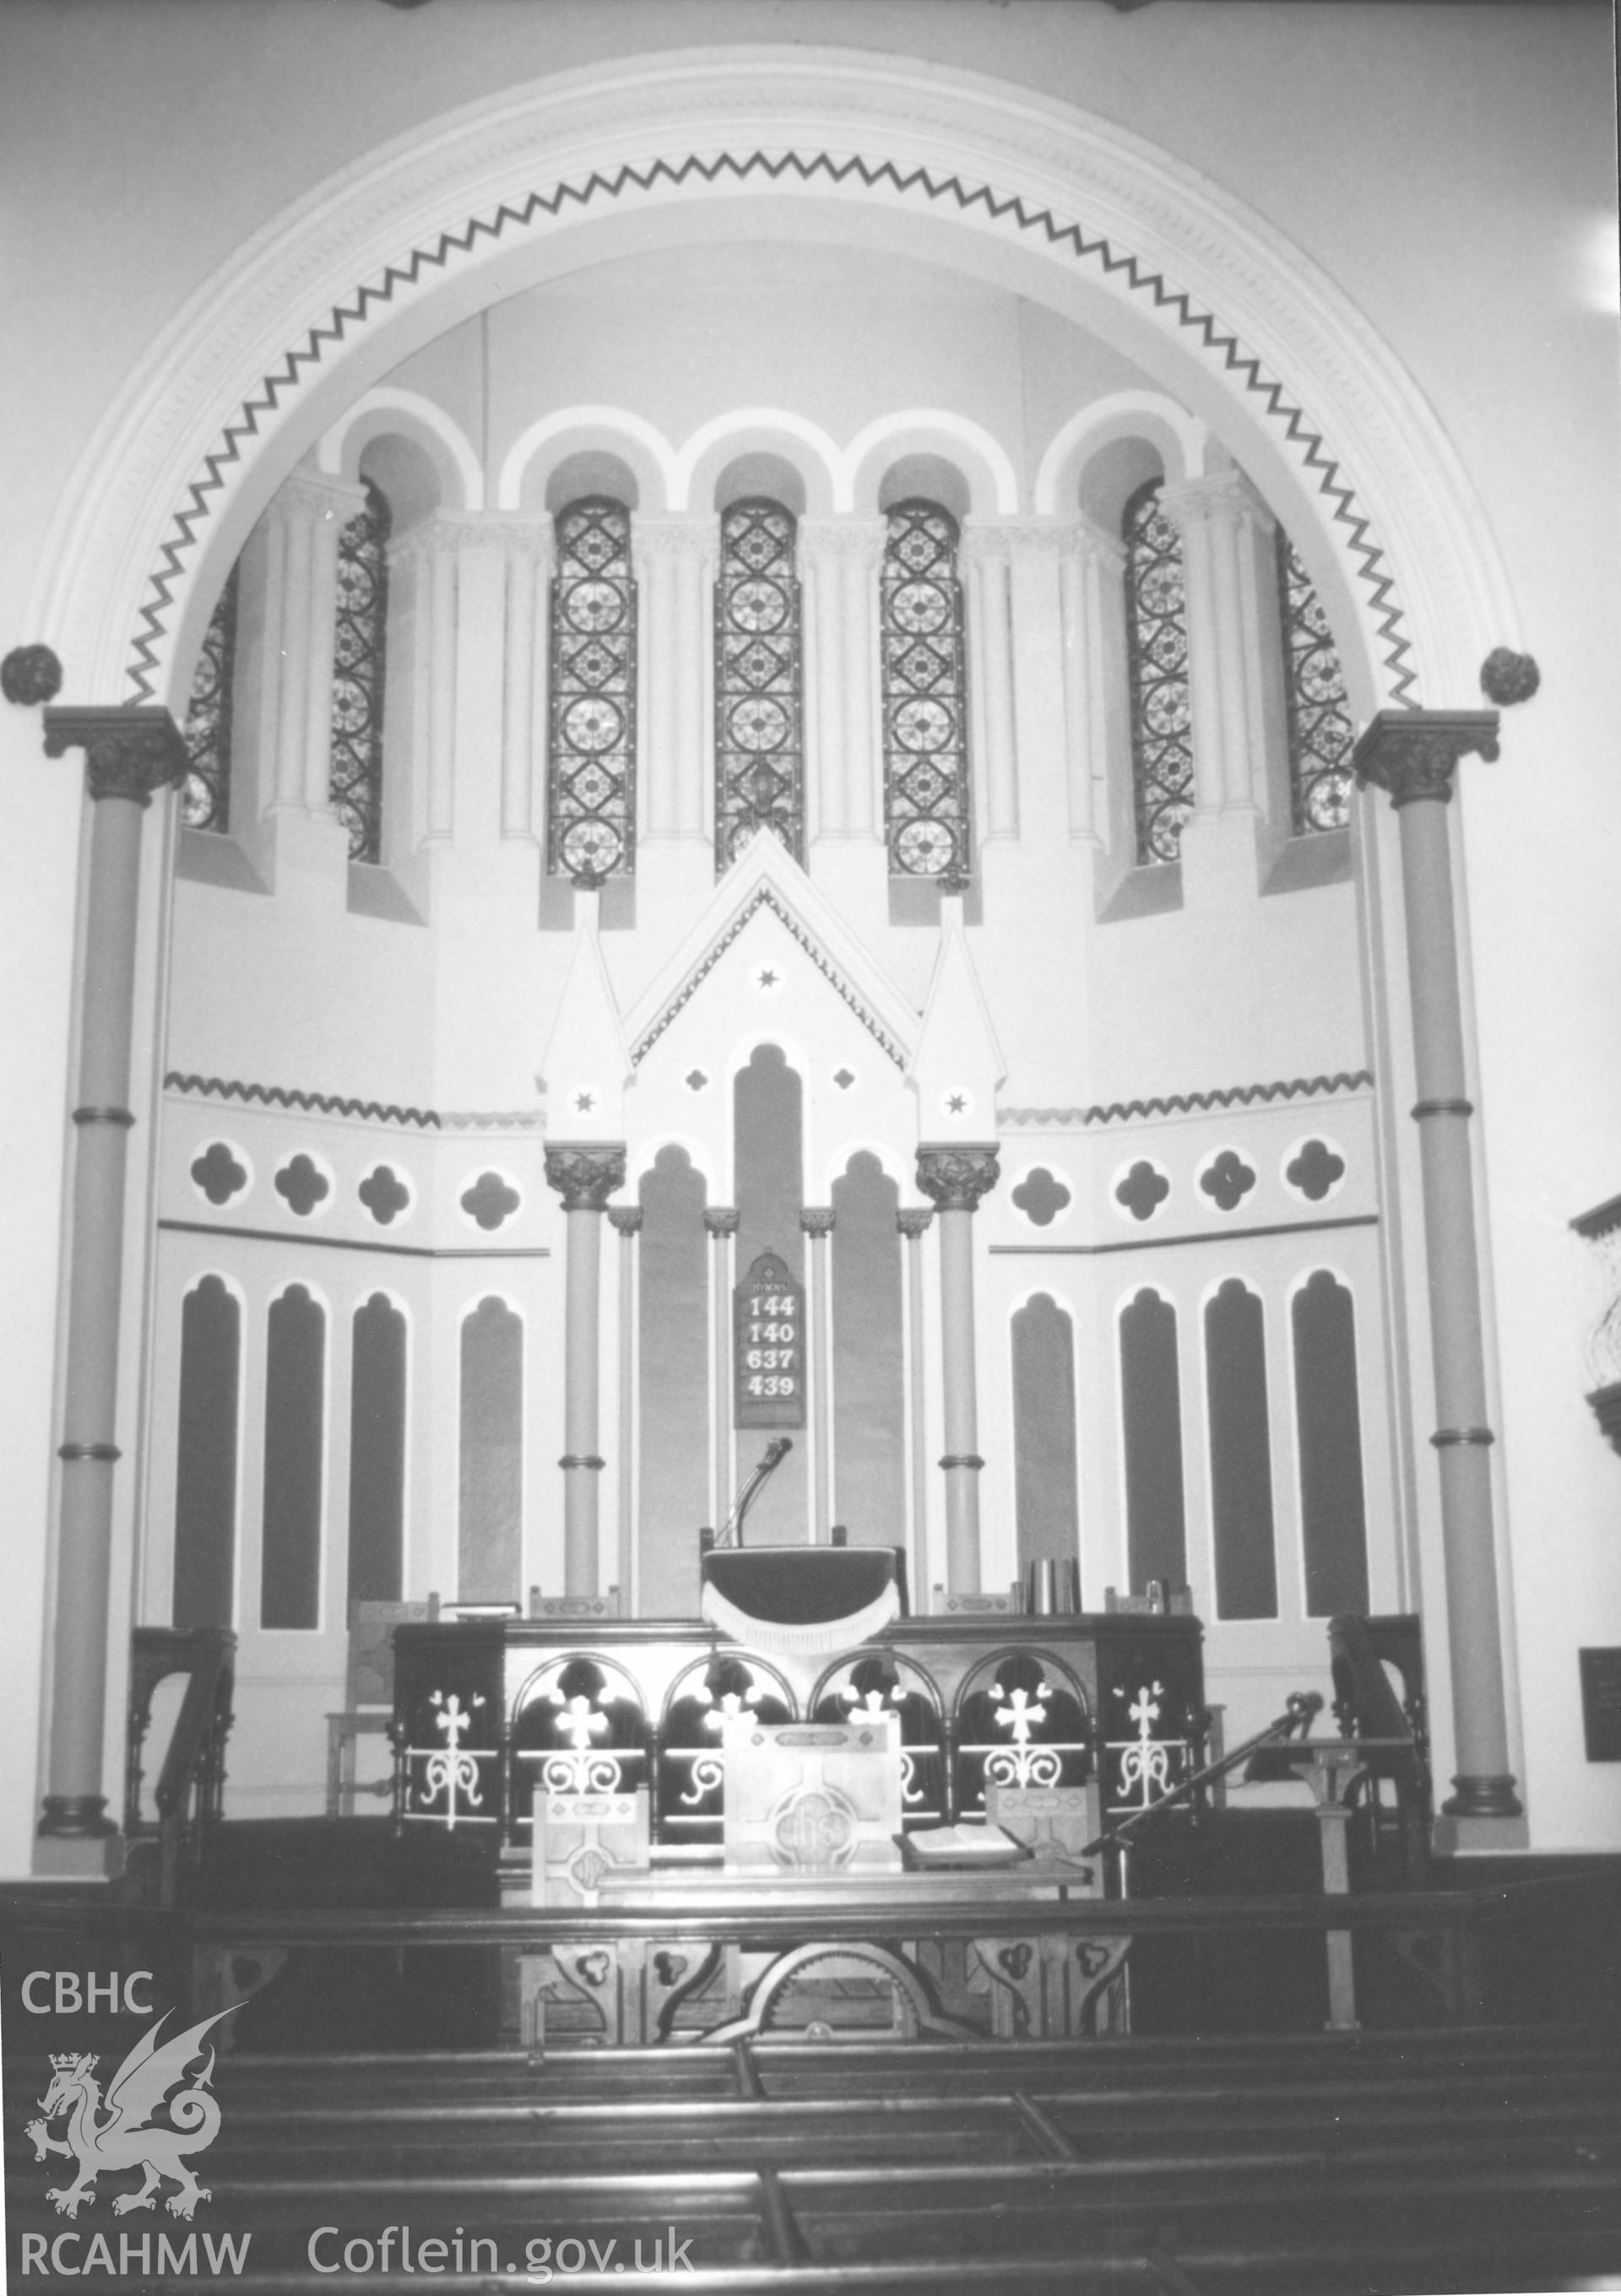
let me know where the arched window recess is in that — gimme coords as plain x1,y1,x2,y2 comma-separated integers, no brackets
330,480,392,864
1122,479,1193,867
1275,531,1356,835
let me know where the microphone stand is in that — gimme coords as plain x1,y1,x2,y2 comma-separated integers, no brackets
715,1438,793,1547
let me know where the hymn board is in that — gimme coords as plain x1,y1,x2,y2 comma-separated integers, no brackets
733,1250,806,1428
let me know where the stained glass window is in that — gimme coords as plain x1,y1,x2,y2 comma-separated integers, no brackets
714,500,803,867
330,481,391,864
1277,533,1356,833
1123,481,1193,865
180,563,239,834
548,496,637,880
880,500,971,880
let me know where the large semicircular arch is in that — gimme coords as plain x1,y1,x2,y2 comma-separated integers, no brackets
35,46,1516,714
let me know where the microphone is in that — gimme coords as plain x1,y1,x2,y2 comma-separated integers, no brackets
716,1437,794,1546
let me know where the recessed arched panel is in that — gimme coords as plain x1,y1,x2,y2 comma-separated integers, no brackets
735,1045,807,1542
1119,1288,1186,1596
262,1285,325,1631
1293,1270,1370,1616
174,1275,241,1630
638,1145,709,1616
831,1151,905,1546
458,1297,523,1605
1206,1278,1278,1621
1011,1293,1081,1588
349,1292,406,1607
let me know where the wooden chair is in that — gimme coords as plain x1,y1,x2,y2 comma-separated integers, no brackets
326,1597,433,1818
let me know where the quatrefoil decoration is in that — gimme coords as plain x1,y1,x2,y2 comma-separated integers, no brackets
1285,1138,1347,1204
1199,1150,1258,1214
461,1171,521,1232
191,1141,247,1208
1011,1167,1071,1227
358,1164,411,1226
274,1153,330,1218
1115,1160,1171,1223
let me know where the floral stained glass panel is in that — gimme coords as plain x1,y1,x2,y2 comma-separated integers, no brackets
549,497,637,880
881,501,971,880
714,500,804,869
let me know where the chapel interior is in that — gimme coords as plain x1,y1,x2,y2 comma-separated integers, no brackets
3,3,1618,2287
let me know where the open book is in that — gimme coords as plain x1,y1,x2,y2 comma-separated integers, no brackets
903,1822,1027,1863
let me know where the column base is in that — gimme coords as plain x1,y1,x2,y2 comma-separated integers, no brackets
1433,1774,1529,1855
1431,1810,1531,1856
1440,1772,1523,1819
38,1792,117,1838
35,1802,124,1880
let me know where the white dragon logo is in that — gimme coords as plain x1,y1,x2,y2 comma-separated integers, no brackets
26,2006,236,2220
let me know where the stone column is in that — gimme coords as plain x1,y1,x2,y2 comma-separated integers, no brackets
1354,708,1524,1840
502,522,553,842
897,1208,934,1587
635,518,713,845
800,1208,835,1541
838,524,884,842
800,522,848,840
964,528,1019,842
915,1145,1000,1595
262,472,368,818
705,1209,740,1533
1059,522,1127,847
1160,471,1283,818
607,1205,642,1613
544,1144,626,1597
38,706,189,1869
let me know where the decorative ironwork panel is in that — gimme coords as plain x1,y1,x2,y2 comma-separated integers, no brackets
548,496,637,880
1277,533,1356,833
714,499,803,867
330,482,391,864
180,562,239,833
880,500,971,880
1123,481,1193,865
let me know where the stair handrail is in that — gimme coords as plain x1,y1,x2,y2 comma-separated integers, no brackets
149,1629,236,1905
1080,1690,1324,1860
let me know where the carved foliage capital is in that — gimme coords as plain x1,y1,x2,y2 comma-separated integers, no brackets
607,1205,644,1237
1353,710,1500,810
800,1206,836,1239
544,1141,626,1211
915,1142,1000,1212
703,1206,741,1237
896,1208,935,1239
42,707,189,807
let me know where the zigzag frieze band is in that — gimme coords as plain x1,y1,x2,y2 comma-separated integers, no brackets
127,147,1414,709
164,1072,544,1131
999,1069,1374,1128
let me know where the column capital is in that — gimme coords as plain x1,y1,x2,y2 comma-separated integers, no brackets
1158,468,1273,537
798,516,886,565
632,512,717,570
607,1205,644,1237
703,1205,740,1237
800,1206,836,1239
42,707,188,807
916,1143,1000,1212
897,1207,935,1239
273,468,370,529
1353,709,1500,809
544,1141,626,1211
